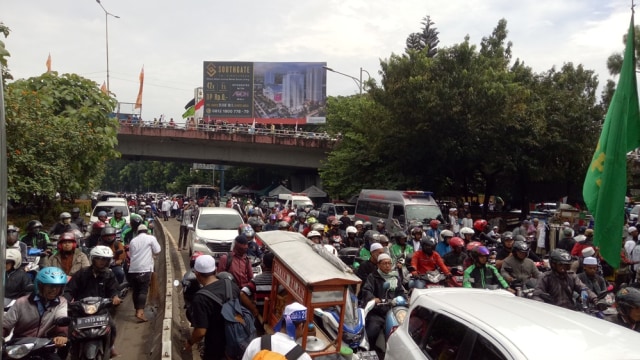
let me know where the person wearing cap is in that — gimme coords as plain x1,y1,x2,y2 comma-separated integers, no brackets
241,302,312,360
356,242,386,283
360,253,406,349
571,229,596,258
185,255,243,359
578,257,607,294
7,225,28,267
448,208,460,235
128,224,161,322
624,226,639,259
217,235,254,288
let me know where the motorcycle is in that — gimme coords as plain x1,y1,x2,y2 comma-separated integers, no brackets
248,255,263,276
313,290,367,352
24,247,47,281
361,282,409,356
67,285,128,360
576,285,617,320
2,317,70,360
410,270,451,289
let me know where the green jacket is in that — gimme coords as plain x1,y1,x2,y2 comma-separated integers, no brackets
463,263,509,289
390,243,414,264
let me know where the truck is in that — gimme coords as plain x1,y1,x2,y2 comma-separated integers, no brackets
186,185,219,203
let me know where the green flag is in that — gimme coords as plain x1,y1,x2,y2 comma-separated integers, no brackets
182,105,195,119
583,15,640,269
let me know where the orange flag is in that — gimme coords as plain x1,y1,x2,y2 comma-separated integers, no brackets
46,53,51,72
135,66,144,109
100,81,107,94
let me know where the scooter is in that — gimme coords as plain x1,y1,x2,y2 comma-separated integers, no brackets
24,247,46,281
313,290,368,352
410,270,449,289
67,285,128,360
361,282,409,357
2,317,70,360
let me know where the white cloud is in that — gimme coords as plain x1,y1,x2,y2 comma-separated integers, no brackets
2,0,633,121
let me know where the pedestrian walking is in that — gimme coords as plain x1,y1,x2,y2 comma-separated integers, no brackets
127,224,161,322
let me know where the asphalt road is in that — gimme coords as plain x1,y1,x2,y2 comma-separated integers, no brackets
110,216,194,360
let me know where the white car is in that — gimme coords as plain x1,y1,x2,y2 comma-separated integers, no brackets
188,207,244,257
386,288,640,360
89,200,130,226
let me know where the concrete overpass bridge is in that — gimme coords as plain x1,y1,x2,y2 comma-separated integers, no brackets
116,124,335,169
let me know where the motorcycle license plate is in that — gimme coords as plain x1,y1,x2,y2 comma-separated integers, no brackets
76,314,109,329
26,256,38,262
426,285,444,288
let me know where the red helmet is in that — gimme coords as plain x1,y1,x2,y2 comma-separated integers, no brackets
473,219,488,232
283,216,292,224
466,241,483,252
327,215,336,224
190,251,204,269
449,237,465,249
429,219,440,229
57,231,77,251
92,221,106,231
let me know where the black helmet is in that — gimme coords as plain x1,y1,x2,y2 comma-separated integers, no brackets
363,230,379,243
391,231,406,241
114,209,123,215
514,235,527,243
616,286,640,318
71,207,81,213
549,249,572,265
27,220,43,231
502,231,514,240
363,221,373,231
101,226,117,237
420,237,436,249
512,241,530,255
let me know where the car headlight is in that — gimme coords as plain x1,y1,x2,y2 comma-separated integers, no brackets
82,303,99,315
194,235,206,245
6,343,35,359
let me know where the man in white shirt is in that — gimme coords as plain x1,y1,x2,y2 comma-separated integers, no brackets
161,198,172,221
241,302,311,360
127,225,161,321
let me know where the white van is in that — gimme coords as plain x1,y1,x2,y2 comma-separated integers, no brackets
355,189,443,232
278,193,314,211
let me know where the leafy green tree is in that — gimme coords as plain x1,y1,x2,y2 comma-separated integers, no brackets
5,72,119,208
606,24,640,76
0,22,11,85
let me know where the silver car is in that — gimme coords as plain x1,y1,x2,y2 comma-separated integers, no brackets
386,288,640,360
188,207,244,258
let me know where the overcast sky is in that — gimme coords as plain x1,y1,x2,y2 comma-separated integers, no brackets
2,0,634,122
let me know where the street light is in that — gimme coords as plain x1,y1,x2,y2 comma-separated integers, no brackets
96,0,119,94
323,66,371,94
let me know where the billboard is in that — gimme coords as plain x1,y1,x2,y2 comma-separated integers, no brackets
203,61,326,125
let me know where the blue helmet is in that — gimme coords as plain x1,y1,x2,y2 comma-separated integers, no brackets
241,225,255,238
35,267,67,294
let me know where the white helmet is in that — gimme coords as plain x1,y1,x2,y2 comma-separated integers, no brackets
354,220,364,227
323,244,338,256
441,230,454,238
307,230,322,238
138,209,147,216
6,248,22,267
140,202,146,206
460,227,475,235
90,245,114,262
346,226,357,235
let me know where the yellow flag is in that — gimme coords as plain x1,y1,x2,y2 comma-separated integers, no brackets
46,53,51,72
135,66,144,109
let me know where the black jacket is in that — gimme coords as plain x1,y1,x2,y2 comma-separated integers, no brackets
64,266,119,301
360,270,405,317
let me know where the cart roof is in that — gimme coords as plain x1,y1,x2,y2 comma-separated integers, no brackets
257,231,361,286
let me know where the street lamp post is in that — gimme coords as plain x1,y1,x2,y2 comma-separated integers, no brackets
323,66,371,94
96,0,119,94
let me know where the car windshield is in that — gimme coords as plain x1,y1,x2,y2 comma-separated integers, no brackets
93,205,129,217
335,205,355,215
405,205,442,223
197,214,243,230
293,200,314,208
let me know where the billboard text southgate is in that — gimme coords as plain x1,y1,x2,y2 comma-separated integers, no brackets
203,61,327,125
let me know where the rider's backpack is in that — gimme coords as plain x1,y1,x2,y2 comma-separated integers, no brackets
196,278,256,359
252,335,305,360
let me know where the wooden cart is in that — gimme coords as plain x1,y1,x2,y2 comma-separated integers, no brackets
257,230,362,358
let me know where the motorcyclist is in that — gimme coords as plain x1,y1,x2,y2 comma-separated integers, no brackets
356,242,386,283
436,229,454,256
64,246,122,356
2,267,69,360
97,210,109,224
410,237,451,278
495,231,515,269
577,257,608,294
532,248,597,310
264,214,279,231
613,285,640,332
360,253,406,349
326,219,344,247
44,231,89,277
359,230,380,262
375,219,388,237
390,231,414,267
109,209,127,230
443,237,467,268
344,226,359,248
426,219,440,241
21,219,51,253
240,224,262,258
7,224,28,266
49,212,80,237
473,219,495,245
463,245,512,291
500,241,541,285
70,207,87,232
307,230,323,244
354,220,365,244
5,248,33,299
122,213,144,244
459,227,475,245
84,221,106,250
97,226,127,284
410,226,424,252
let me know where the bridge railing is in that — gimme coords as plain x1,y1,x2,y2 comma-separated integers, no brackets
118,120,341,142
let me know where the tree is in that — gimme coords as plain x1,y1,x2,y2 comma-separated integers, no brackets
0,22,12,85
405,15,439,57
606,24,640,76
5,72,119,208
